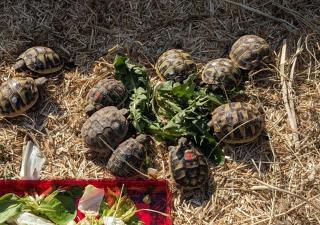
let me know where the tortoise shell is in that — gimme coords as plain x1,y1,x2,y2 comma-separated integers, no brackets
81,106,129,156
107,134,150,177
201,58,241,91
14,46,63,74
169,137,209,190
85,78,128,116
0,77,47,117
210,102,264,144
229,35,271,70
155,49,197,82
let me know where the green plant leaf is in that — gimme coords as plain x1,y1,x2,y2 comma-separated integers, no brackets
116,54,229,164
172,74,196,99
114,55,148,92
0,193,23,223
129,87,152,133
37,190,76,225
67,186,85,199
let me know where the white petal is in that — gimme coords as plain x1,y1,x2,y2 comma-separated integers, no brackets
16,212,55,225
78,185,105,215
20,139,45,180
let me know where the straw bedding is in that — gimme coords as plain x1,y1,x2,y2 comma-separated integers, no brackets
0,1,319,224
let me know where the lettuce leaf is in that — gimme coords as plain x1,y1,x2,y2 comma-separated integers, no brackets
37,191,76,225
0,193,23,223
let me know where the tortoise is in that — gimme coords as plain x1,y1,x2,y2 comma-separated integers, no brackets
107,134,151,177
209,102,264,144
85,78,128,116
0,77,47,117
169,137,209,190
155,49,197,82
201,58,241,91
81,106,129,156
229,35,271,70
14,46,63,74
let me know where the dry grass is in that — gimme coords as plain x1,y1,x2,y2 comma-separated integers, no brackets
0,0,320,224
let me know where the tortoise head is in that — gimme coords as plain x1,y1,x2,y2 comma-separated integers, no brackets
13,59,27,72
34,77,48,86
84,104,97,116
136,134,151,144
177,137,189,147
119,108,129,117
176,137,194,156
136,135,154,152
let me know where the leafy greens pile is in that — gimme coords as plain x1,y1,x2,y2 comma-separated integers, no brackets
0,187,79,225
114,55,226,164
0,185,144,225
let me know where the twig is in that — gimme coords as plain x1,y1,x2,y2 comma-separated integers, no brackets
272,2,320,34
221,0,297,31
279,39,301,150
237,194,320,224
288,38,303,150
252,179,320,212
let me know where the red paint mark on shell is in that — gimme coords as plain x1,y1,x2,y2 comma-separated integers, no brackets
184,150,195,161
94,92,102,101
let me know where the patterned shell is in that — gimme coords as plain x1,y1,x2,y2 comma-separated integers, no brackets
155,49,197,82
14,46,63,74
107,135,149,177
169,137,209,190
0,78,39,117
201,58,241,91
229,35,271,70
210,102,264,144
81,106,129,156
85,78,128,116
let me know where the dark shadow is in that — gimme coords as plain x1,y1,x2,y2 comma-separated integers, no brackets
173,177,216,207
223,133,274,174
84,151,110,168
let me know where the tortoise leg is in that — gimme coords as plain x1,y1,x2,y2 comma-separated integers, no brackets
34,77,48,86
13,59,28,72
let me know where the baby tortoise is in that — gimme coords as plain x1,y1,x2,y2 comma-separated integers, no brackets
0,77,47,117
14,46,63,75
209,102,265,144
169,137,209,191
155,49,197,82
201,58,241,91
107,134,151,177
81,106,129,156
229,35,271,70
85,78,128,116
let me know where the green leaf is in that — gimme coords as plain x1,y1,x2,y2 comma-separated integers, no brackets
117,54,226,164
0,193,23,223
38,191,76,225
172,74,196,99
129,87,151,133
114,55,148,92
113,55,127,69
67,186,85,199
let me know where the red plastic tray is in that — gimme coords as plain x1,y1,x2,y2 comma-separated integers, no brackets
0,179,172,225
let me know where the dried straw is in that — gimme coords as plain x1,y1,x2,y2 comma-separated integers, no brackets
0,1,319,224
